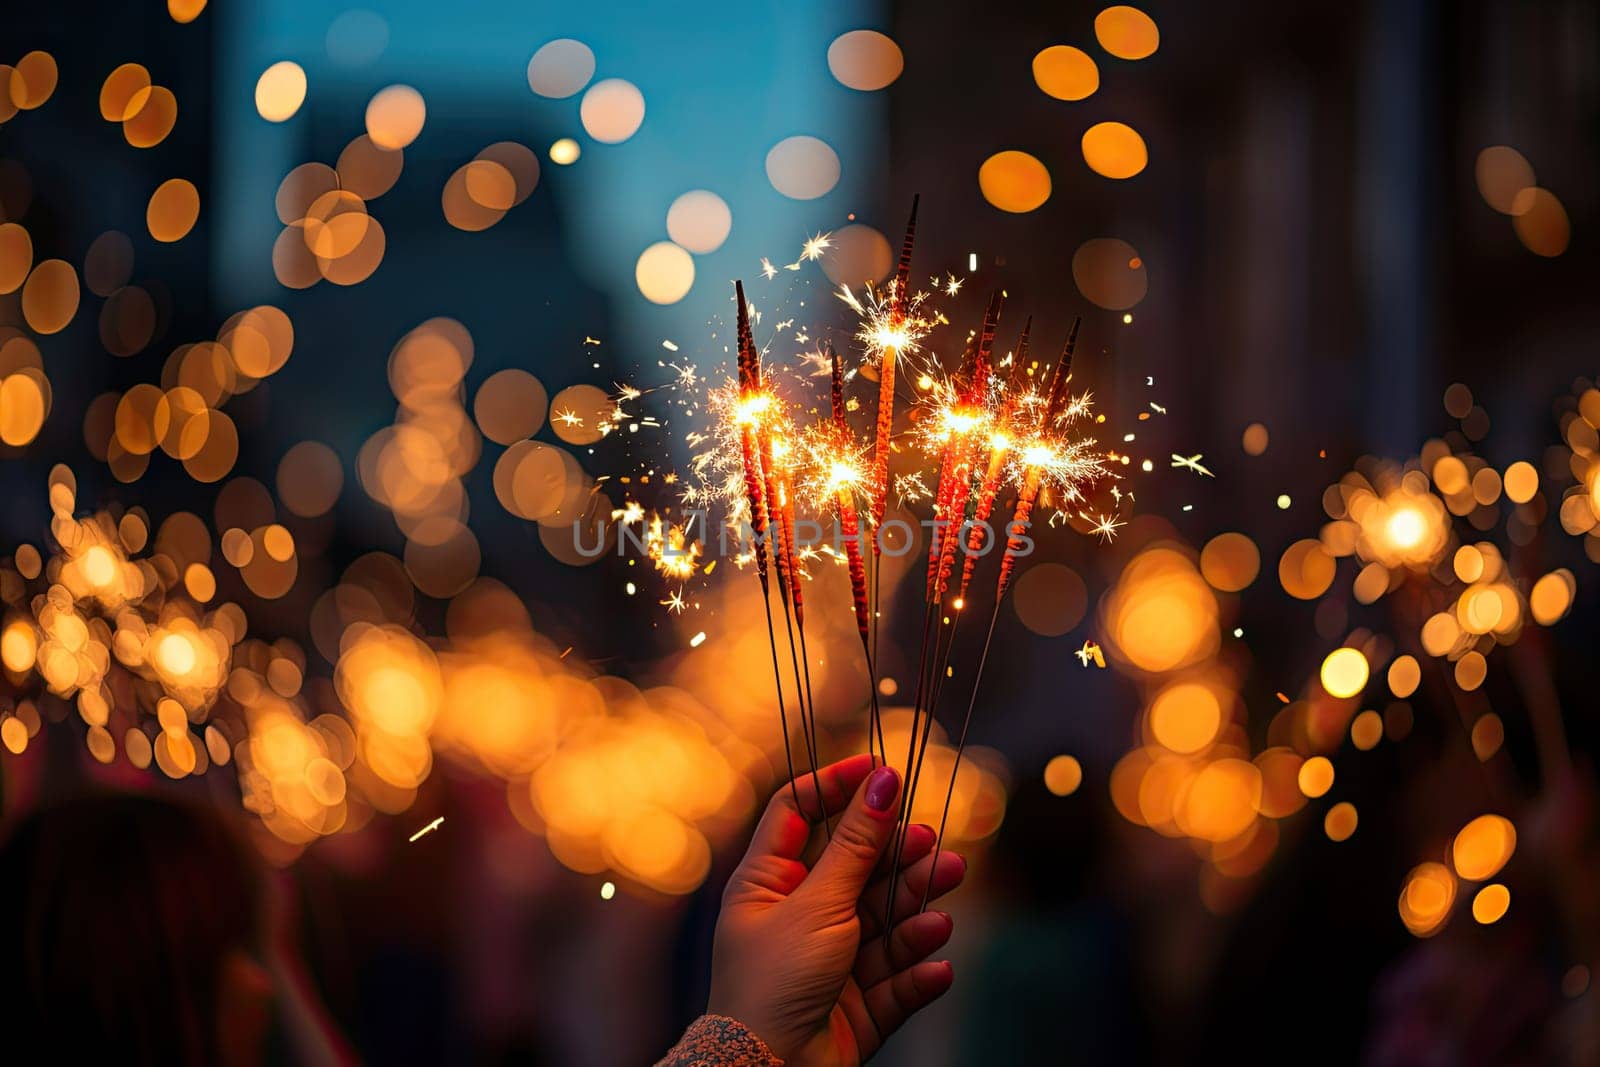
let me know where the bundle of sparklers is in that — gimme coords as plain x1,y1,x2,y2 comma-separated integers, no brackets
719,199,1113,921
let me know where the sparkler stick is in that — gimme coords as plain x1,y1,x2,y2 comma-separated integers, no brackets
957,317,1031,605
870,195,919,535
734,281,815,821
830,344,885,764
930,293,1002,604
865,197,920,755
778,459,829,825
887,293,1003,940
920,319,1084,909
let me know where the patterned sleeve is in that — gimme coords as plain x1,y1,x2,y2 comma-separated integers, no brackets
654,1014,783,1067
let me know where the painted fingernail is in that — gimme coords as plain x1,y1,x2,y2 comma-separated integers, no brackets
865,765,900,812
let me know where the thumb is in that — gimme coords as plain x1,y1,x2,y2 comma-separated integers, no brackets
803,764,901,907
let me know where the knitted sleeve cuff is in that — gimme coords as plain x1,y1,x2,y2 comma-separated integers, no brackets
654,1014,783,1067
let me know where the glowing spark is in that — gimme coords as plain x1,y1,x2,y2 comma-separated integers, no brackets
555,408,583,428
761,258,779,280
662,590,687,614
944,273,963,296
408,817,444,843
800,231,832,261
1171,453,1214,477
689,631,707,648
1088,512,1125,542
1149,402,1167,414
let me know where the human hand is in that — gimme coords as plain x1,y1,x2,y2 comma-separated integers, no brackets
707,754,967,1065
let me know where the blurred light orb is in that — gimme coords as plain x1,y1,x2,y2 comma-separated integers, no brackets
442,165,507,232
9,52,58,110
1104,547,1218,673
580,78,645,144
1474,146,1535,215
826,29,904,91
254,61,307,122
1178,758,1260,842
474,369,549,444
168,0,207,23
1472,883,1510,925
0,375,47,445
1012,562,1087,636
1324,801,1358,841
365,85,426,150
978,150,1051,213
527,39,596,99
1510,187,1569,257
635,241,695,304
21,259,80,335
85,230,134,296
1082,121,1147,179
100,63,152,122
1452,813,1516,881
1297,755,1334,798
819,224,892,286
1148,682,1221,754
1199,532,1259,592
1242,422,1269,455
1529,569,1576,626
147,178,200,243
1032,45,1099,100
766,136,841,200
123,86,178,148
1386,506,1425,548
550,138,581,165
327,10,389,67
1399,861,1456,936
337,135,404,200
549,385,612,447
0,222,30,294
1503,460,1538,503
1072,236,1146,310
666,191,732,254
156,632,197,675
463,160,517,211
1094,5,1160,59
475,142,540,206
1387,654,1420,698
1320,647,1369,699
278,440,344,517
1044,755,1083,796
1351,709,1384,750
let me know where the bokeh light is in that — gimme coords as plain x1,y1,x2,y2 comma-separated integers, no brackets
635,242,695,305
579,79,646,144
978,150,1051,213
766,136,841,200
254,61,307,122
1094,6,1160,60
1032,45,1099,101
826,29,904,91
666,190,732,254
527,39,596,99
1081,121,1148,179
365,85,426,150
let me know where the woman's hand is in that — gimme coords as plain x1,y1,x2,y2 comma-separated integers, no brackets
707,754,967,1065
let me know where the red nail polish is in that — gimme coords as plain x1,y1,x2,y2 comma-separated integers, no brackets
864,765,900,811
